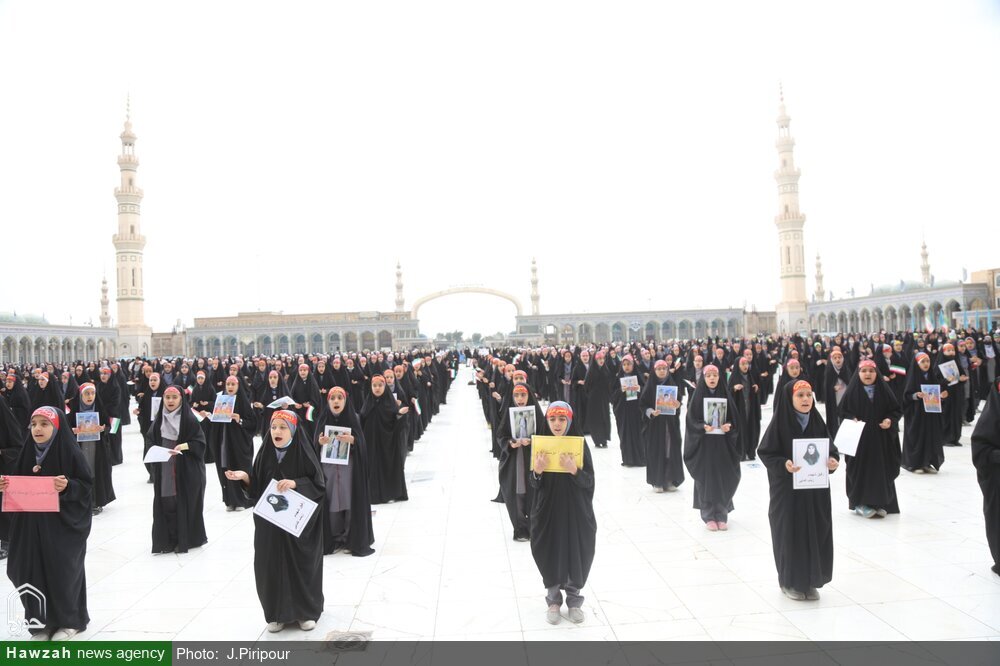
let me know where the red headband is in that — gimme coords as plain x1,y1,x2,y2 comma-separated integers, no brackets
299,363,310,371
149,373,160,381
40,372,49,380
100,367,112,374
915,352,930,363
32,406,60,429
271,410,298,429
943,343,955,352
197,370,206,377
371,375,386,385
329,386,347,399
703,365,719,375
513,370,528,379
786,359,800,367
792,380,812,394
164,386,182,397
546,404,573,420
225,376,240,383
859,359,877,370
512,385,529,395
654,360,668,369
79,382,96,394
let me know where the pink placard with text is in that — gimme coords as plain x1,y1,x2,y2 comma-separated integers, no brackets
1,476,60,512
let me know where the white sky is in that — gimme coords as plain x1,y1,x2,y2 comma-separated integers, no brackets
1,0,998,337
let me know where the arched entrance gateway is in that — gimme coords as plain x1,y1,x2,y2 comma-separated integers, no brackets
412,286,524,342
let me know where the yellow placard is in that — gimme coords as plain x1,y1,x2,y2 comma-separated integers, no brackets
530,435,584,473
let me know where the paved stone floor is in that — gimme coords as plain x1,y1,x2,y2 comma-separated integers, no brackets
2,366,999,641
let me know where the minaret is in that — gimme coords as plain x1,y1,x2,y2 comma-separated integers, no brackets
530,258,540,315
773,85,808,333
814,253,825,303
920,239,931,287
99,276,110,328
395,261,405,312
112,98,152,357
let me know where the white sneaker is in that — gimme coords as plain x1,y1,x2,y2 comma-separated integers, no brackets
226,506,235,512
545,605,561,625
50,628,78,641
298,620,316,631
653,486,664,493
567,607,585,624
30,631,50,641
665,484,678,492
266,622,284,633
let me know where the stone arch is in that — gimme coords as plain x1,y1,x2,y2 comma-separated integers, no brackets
595,323,610,344
578,323,593,343
378,330,392,349
47,337,60,363
344,332,358,353
611,322,626,342
859,309,871,333
86,339,96,361
898,304,912,330
727,318,740,337
678,320,692,339
2,336,17,363
293,334,307,355
818,313,828,331
562,324,576,344
884,305,897,331
944,299,961,327
710,318,725,337
694,320,708,339
276,335,289,355
192,337,205,357
224,336,239,356
310,333,324,354
662,321,676,340
327,332,341,352
645,321,658,341
259,335,272,356
412,287,522,320
361,331,376,351
208,337,222,357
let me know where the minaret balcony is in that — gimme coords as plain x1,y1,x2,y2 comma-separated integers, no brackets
117,155,139,167
112,234,147,250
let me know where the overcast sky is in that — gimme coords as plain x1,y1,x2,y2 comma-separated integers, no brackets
1,0,998,337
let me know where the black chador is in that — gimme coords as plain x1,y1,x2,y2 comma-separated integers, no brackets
901,354,947,473
66,385,116,511
0,393,24,553
758,381,839,598
529,405,596,601
684,369,740,526
496,387,545,540
96,371,124,466
583,355,612,447
209,380,257,510
242,412,325,628
5,407,92,637
971,378,1000,576
838,362,902,516
640,365,685,492
728,359,761,461
822,354,851,439
360,377,408,504
312,389,375,557
612,359,646,466
149,387,208,554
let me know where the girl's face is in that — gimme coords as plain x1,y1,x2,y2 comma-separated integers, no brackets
268,373,279,387
81,387,96,406
694,357,703,369
705,372,719,389
787,364,801,378
372,381,385,397
739,358,750,372
38,376,48,388
918,356,931,371
196,374,206,385
149,375,160,390
547,414,569,436
298,366,309,379
270,420,291,447
164,391,181,411
225,378,239,395
580,351,590,363
622,359,633,373
513,393,528,407
30,415,54,444
793,388,813,413
329,392,345,415
859,367,877,385
596,355,605,366
655,366,668,379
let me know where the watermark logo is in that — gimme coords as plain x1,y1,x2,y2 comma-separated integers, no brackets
7,583,46,636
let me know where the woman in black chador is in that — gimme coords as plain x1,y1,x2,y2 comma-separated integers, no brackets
612,355,645,465
496,384,545,541
313,386,375,556
902,352,948,474
839,359,902,519
972,377,1000,577
360,374,409,504
226,410,325,634
2,406,92,640
208,375,256,511
729,355,761,461
684,365,740,530
583,351,612,447
642,359,685,493
149,386,208,554
529,401,596,626
66,382,116,514
289,363,322,440
758,379,840,601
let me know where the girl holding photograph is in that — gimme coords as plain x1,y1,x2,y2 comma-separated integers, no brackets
66,383,116,515
902,352,948,473
530,401,596,625
684,365,740,530
313,386,374,556
226,410,325,633
642,359,685,492
758,380,840,601
497,384,545,541
612,355,645,466
209,375,256,512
